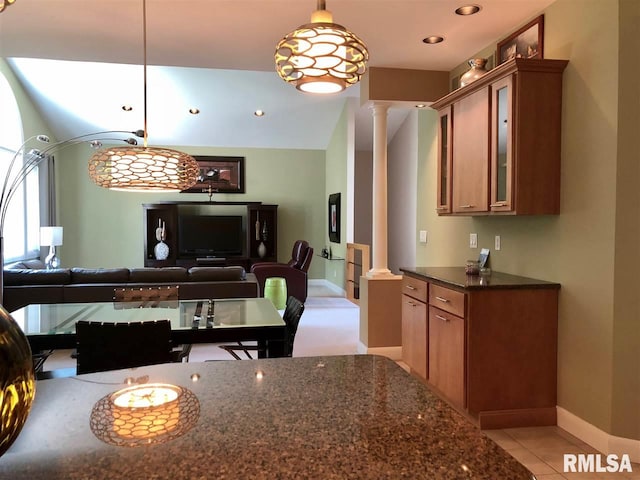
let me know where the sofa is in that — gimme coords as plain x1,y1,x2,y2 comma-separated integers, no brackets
3,261,258,312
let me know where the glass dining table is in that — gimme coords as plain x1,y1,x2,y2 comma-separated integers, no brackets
13,297,287,358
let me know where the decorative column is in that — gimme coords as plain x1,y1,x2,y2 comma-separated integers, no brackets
367,103,393,278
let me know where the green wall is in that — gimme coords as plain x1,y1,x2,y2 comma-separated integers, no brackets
417,0,638,440
324,102,350,290
0,59,56,146
56,144,327,280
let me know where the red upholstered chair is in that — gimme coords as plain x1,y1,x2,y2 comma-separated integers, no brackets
250,240,313,303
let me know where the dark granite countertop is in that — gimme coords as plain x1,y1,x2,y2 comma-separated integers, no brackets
401,266,560,290
1,355,533,479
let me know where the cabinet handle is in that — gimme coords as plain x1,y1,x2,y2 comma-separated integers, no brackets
490,202,507,207
405,285,416,290
435,314,449,322
459,204,475,209
406,301,417,307
435,296,449,303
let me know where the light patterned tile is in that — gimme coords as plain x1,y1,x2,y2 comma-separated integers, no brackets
507,448,558,475
483,429,522,451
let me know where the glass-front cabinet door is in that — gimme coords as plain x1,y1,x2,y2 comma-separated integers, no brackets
490,76,513,212
436,106,452,214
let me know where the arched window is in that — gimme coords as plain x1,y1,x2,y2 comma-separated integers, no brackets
0,70,40,263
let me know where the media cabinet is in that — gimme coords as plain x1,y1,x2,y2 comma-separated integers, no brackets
143,202,278,270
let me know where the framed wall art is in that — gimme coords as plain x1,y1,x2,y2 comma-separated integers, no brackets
181,156,245,194
497,15,544,65
328,193,341,243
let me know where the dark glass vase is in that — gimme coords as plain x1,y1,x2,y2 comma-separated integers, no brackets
0,238,36,457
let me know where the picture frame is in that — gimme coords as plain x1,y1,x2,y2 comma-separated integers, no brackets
497,15,544,65
181,156,245,194
328,193,341,243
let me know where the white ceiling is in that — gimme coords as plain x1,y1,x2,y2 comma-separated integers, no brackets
0,0,555,151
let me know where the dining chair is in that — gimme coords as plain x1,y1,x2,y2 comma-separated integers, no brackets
112,285,191,362
219,295,304,360
75,320,174,374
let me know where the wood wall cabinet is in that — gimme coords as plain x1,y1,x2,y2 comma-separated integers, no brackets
401,267,560,429
143,202,278,269
451,87,490,214
432,58,568,216
401,275,428,380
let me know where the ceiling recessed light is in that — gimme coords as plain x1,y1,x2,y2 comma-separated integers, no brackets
415,104,427,109
455,4,481,15
422,36,444,44
254,109,265,117
188,108,200,115
121,105,133,111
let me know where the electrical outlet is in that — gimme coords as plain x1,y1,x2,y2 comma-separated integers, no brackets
419,230,428,243
495,235,501,251
469,233,478,249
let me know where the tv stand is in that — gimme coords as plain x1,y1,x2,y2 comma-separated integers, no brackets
143,202,278,270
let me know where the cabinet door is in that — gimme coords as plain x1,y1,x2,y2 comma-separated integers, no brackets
436,106,452,215
402,295,428,380
452,87,490,213
490,76,513,212
428,306,465,408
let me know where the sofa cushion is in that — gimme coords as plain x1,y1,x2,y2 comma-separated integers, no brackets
5,259,47,270
3,268,72,286
188,266,246,281
129,267,189,283
70,268,131,284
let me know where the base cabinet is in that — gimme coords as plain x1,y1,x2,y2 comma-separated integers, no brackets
401,276,428,379
428,306,465,409
401,268,559,429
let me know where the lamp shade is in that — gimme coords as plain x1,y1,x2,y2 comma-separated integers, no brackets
275,2,368,94
88,146,200,192
40,226,63,247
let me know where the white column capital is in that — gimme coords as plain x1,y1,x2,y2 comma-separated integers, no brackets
369,102,390,117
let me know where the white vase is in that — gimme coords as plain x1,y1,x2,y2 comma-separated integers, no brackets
154,241,169,260
257,241,267,258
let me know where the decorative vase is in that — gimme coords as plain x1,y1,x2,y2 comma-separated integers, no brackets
261,220,268,242
460,58,488,87
154,241,169,260
0,304,36,457
257,241,267,259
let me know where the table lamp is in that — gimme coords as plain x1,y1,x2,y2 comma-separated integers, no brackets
40,226,63,269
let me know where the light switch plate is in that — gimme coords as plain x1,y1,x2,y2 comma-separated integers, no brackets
495,235,501,251
419,230,427,243
470,233,478,249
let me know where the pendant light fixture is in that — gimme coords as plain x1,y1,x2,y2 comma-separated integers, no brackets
88,0,199,191
0,0,17,14
275,0,369,94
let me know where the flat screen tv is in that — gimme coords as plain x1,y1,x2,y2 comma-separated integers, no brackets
178,215,243,257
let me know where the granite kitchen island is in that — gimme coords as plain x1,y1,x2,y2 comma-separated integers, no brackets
1,355,533,479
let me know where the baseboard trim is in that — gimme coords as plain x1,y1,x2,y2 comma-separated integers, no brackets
308,279,346,297
479,407,556,430
557,407,640,463
356,342,402,360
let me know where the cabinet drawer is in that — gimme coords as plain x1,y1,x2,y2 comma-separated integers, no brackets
402,276,428,303
429,284,465,317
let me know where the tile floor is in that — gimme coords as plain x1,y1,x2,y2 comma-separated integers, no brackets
485,427,639,479
42,282,639,478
